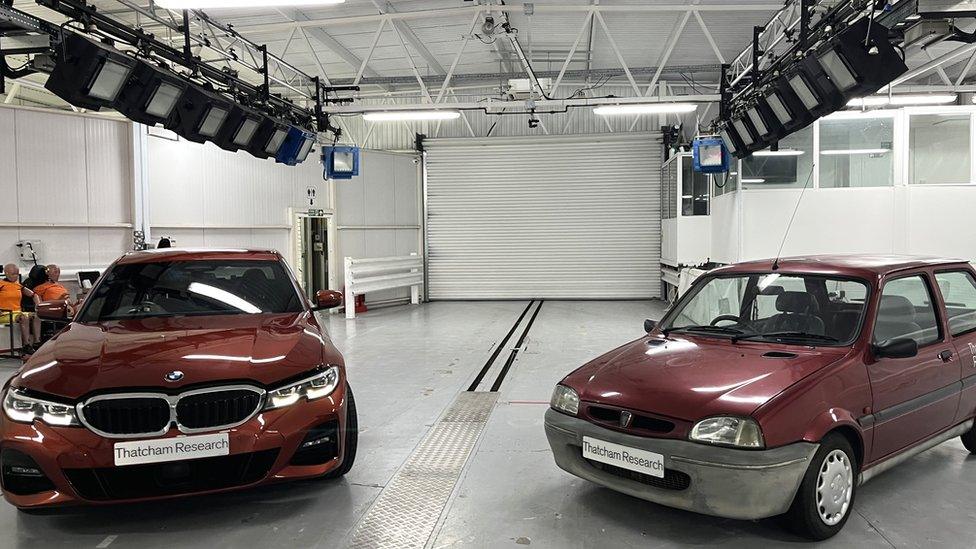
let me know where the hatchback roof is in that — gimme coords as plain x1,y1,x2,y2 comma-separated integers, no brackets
712,254,970,279
116,248,282,264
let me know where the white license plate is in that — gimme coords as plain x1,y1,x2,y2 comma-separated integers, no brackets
114,433,230,467
582,436,665,478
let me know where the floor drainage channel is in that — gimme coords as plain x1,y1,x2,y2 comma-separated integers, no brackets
346,391,498,549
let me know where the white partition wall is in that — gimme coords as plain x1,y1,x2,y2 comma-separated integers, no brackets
147,131,329,264
710,106,976,264
0,106,132,273
334,151,422,304
425,133,663,300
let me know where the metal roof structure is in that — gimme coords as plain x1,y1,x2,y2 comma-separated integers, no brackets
5,0,976,147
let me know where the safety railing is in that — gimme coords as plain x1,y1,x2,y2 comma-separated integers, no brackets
343,254,423,319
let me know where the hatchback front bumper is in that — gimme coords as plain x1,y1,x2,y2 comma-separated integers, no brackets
544,409,818,520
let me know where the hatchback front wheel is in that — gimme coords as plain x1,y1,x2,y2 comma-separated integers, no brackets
785,433,858,540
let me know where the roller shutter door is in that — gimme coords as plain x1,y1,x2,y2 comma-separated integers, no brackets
424,133,662,299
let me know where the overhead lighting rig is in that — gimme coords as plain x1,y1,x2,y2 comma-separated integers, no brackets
0,0,358,166
712,0,910,160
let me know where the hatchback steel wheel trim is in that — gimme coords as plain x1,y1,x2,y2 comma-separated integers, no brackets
816,449,853,526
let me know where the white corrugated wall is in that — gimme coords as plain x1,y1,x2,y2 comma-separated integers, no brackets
0,105,133,270
424,132,663,300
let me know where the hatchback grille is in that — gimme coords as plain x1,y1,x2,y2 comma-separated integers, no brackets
177,390,263,430
586,405,675,434
81,398,171,436
585,458,691,491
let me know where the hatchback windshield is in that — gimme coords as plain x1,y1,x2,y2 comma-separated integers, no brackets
661,273,869,345
78,260,304,322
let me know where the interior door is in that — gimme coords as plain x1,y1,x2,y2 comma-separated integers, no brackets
934,269,976,424
868,273,960,461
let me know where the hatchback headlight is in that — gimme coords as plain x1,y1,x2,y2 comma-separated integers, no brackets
264,366,340,410
550,384,580,416
2,387,80,427
689,416,764,448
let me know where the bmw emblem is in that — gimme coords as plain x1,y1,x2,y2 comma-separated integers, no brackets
165,371,185,383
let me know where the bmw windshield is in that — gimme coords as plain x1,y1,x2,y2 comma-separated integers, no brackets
78,260,304,322
660,273,869,346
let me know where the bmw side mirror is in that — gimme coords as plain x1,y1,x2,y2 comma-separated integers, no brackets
313,290,344,311
874,338,918,359
644,319,657,334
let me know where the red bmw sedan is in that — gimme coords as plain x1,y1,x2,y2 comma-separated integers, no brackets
0,248,356,509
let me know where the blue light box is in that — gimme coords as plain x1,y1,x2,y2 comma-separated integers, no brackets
276,127,318,166
324,146,360,180
692,136,730,173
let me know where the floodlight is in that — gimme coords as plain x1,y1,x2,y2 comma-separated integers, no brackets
244,117,291,159
165,83,234,143
212,105,264,152
324,146,360,179
788,73,822,112
45,32,137,110
276,127,318,166
115,60,188,126
812,18,908,99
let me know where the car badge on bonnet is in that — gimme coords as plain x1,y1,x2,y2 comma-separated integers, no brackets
165,371,185,383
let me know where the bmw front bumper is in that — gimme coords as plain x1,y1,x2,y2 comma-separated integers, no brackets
544,409,818,520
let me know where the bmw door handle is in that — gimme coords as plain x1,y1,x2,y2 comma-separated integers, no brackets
939,350,954,363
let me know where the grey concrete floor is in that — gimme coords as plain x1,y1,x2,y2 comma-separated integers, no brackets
0,301,975,548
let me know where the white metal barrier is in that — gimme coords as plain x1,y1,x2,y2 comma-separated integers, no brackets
344,254,423,319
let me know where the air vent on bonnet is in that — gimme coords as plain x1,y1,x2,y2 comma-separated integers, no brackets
762,351,798,359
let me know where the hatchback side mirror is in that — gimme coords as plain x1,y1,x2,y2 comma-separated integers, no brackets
644,319,657,333
313,290,343,311
874,338,918,359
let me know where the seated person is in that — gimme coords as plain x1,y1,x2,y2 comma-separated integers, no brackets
0,263,41,353
33,264,76,318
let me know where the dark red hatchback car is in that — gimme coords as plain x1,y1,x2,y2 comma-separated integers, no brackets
0,248,356,509
546,255,976,539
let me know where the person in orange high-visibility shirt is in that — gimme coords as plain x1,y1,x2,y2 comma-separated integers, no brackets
33,265,70,301
33,264,76,319
0,263,40,353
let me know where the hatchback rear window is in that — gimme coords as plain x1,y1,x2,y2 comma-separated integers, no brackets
78,260,303,322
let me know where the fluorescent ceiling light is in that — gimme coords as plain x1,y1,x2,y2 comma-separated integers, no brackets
820,148,890,155
741,178,766,183
848,94,957,108
753,150,805,156
593,103,697,116
157,0,344,8
363,110,461,122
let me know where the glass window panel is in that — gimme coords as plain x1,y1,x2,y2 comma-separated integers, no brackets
681,157,710,216
935,271,976,336
874,275,941,346
819,116,894,188
741,125,813,189
909,114,971,185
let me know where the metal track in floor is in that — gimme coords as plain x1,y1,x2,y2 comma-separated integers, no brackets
346,391,498,549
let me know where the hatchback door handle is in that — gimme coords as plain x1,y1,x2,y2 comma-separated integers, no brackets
939,350,954,363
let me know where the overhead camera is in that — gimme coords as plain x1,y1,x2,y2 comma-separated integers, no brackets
528,116,540,129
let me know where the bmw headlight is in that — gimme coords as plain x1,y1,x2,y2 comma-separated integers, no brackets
264,366,340,410
550,384,580,416
689,416,764,449
2,387,80,427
